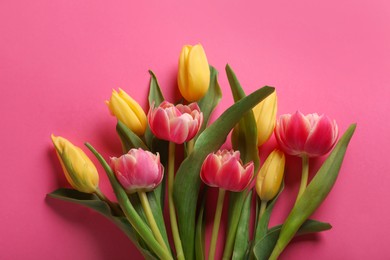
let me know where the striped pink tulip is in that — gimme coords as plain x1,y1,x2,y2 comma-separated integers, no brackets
200,150,254,192
275,111,338,157
110,148,163,193
148,101,203,144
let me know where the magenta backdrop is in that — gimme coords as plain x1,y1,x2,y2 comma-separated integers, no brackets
1,0,389,259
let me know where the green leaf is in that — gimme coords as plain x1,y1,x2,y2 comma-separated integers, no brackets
269,124,356,259
232,191,252,260
116,121,148,151
148,70,165,107
173,86,275,260
48,188,158,260
226,64,260,170
223,64,261,259
195,189,207,260
144,70,165,149
197,66,222,134
253,219,332,260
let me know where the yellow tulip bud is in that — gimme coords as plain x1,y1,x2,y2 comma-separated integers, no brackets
106,89,147,136
51,135,99,193
253,91,278,146
177,44,210,102
256,149,285,202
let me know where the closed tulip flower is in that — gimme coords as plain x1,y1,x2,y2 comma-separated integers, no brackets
178,44,210,102
200,150,254,192
253,91,278,146
148,101,203,144
51,135,99,193
110,148,163,194
256,149,285,202
106,89,147,136
275,111,339,157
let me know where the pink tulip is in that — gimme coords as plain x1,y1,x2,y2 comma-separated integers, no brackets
200,150,254,192
148,101,203,144
275,111,339,157
110,148,164,193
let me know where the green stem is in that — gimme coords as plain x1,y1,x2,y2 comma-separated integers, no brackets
95,188,122,216
252,198,268,245
187,139,195,155
138,191,170,253
296,154,309,204
208,188,226,260
258,200,267,221
86,143,172,260
168,142,185,260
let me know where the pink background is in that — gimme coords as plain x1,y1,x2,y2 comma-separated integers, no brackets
1,0,389,259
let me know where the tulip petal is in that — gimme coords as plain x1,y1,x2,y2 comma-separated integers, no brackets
150,108,171,141
285,112,310,153
305,115,338,156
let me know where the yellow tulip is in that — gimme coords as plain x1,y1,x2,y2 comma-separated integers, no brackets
51,135,99,193
253,91,278,146
106,89,147,136
177,44,210,102
256,149,285,202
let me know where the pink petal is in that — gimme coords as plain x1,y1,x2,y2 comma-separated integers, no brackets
200,154,220,186
305,115,338,156
216,157,241,191
150,108,171,140
284,111,310,155
169,116,190,143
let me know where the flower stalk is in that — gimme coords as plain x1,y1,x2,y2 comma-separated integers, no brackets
168,141,185,260
296,155,309,203
208,188,226,260
138,191,169,252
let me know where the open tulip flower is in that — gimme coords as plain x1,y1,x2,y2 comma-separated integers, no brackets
275,111,339,157
200,149,254,192
110,148,163,194
148,101,203,144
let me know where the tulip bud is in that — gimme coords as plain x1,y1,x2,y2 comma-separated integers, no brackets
275,111,339,157
106,89,147,136
51,135,99,193
110,148,164,194
253,91,278,146
256,149,285,202
148,101,203,144
200,150,254,192
177,44,210,102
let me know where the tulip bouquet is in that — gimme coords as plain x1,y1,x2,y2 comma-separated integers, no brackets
49,44,356,260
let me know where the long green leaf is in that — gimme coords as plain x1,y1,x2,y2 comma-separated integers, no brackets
144,70,165,149
253,219,332,260
48,188,158,260
197,66,222,134
143,71,169,210
226,64,260,169
232,191,252,260
223,64,261,259
173,86,275,260
269,124,356,259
